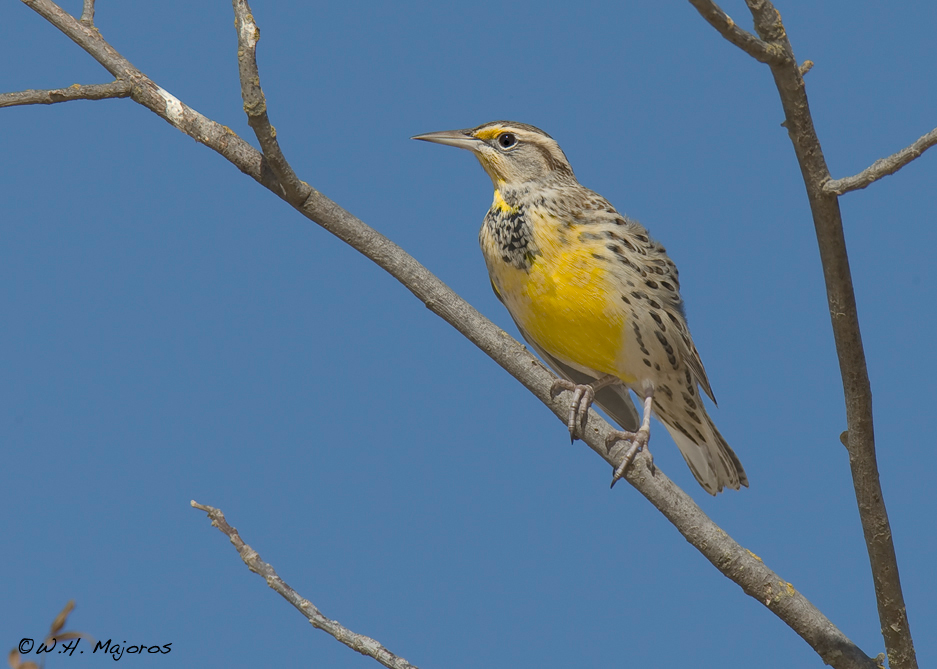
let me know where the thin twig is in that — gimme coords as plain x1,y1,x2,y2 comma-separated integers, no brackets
191,502,419,669
9,2,880,668
825,126,937,195
696,1,918,668
79,0,94,27
0,80,130,108
685,0,783,65
231,0,311,207
8,601,95,669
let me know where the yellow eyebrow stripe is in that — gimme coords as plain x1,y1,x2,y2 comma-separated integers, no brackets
474,126,505,140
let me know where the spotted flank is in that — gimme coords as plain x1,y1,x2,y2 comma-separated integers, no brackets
414,121,747,494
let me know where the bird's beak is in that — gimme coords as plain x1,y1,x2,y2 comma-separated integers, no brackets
411,129,480,152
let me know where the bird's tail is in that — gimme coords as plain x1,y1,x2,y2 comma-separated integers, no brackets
657,403,748,495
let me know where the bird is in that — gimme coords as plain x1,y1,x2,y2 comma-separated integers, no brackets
412,121,747,494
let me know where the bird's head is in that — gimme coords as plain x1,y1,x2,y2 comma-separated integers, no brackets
413,121,574,188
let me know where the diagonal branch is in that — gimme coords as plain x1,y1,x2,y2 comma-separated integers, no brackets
695,1,918,668
685,0,783,64
191,502,420,669
9,2,879,668
19,0,286,197
824,126,937,195
0,80,131,108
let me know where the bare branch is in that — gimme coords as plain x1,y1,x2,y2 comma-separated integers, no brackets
8,2,885,667
825,126,937,195
697,0,918,667
79,0,94,28
191,502,420,669
0,80,130,108
685,0,783,64
695,0,918,664
231,0,310,207
19,0,286,197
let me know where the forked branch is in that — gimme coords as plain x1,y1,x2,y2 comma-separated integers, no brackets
232,0,310,207
685,0,782,64
690,1,919,668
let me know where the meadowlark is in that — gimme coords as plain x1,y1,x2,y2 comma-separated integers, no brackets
413,121,747,494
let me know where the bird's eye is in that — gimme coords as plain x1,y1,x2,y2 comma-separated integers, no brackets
498,133,517,149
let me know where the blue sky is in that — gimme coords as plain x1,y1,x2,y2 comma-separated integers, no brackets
3,1,935,667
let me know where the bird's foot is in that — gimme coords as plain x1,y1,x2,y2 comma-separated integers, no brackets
550,374,618,441
550,379,594,441
606,427,653,488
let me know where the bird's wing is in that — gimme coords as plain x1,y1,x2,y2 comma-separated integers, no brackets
583,194,718,406
642,236,718,405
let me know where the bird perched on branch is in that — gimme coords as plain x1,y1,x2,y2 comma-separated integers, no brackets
413,121,747,494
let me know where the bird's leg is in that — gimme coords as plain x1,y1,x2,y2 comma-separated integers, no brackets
550,374,619,441
607,393,654,488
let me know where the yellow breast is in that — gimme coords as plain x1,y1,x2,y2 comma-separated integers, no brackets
486,208,632,379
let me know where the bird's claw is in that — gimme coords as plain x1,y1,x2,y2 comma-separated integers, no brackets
607,427,652,488
551,379,596,441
